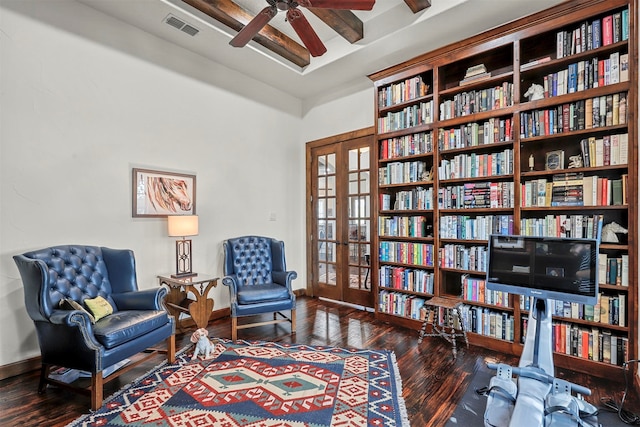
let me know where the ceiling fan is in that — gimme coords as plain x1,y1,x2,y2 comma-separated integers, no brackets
229,0,375,57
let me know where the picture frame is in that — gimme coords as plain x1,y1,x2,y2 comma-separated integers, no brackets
132,168,196,218
545,150,564,170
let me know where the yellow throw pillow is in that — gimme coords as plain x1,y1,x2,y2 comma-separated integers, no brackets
59,298,96,324
84,296,114,322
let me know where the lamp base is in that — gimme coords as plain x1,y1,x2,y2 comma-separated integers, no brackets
171,272,198,279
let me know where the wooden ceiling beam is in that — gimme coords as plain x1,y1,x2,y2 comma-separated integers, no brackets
306,9,364,43
182,0,311,67
403,0,431,14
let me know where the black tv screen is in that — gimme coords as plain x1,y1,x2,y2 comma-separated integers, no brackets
486,235,599,305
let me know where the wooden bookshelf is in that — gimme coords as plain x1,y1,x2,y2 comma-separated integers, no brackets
369,0,637,378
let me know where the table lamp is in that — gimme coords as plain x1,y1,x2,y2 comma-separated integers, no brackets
167,215,198,278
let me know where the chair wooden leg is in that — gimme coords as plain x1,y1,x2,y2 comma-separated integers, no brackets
91,372,104,411
232,317,238,341
291,309,296,333
38,364,50,394
167,334,176,363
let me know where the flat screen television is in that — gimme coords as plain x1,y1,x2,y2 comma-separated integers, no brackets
486,235,599,305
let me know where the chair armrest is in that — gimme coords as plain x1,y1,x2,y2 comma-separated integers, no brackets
222,275,240,306
272,271,297,290
222,274,239,290
111,287,167,311
48,309,102,350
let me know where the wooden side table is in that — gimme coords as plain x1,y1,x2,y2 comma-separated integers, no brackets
158,274,218,331
418,296,469,358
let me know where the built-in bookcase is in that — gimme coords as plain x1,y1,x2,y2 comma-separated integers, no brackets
369,0,636,378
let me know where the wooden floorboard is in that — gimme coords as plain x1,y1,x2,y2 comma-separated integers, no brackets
0,296,638,426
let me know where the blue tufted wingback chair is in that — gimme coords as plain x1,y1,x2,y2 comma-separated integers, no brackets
13,245,176,410
222,236,297,340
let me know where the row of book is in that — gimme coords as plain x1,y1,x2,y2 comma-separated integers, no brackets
378,290,426,320
378,160,429,185
380,187,434,211
460,305,515,342
556,7,630,59
462,276,510,307
378,100,434,133
598,253,629,287
547,322,628,366
537,52,629,99
437,117,513,150
379,132,433,160
439,82,514,120
379,241,435,266
521,174,627,207
439,214,514,241
438,182,515,209
378,215,431,238
378,75,430,108
438,149,513,180
439,244,487,272
520,214,603,240
519,93,628,138
521,293,627,327
580,133,629,167
378,266,434,294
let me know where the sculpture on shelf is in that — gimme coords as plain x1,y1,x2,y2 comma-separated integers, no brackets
568,155,583,168
524,83,544,101
421,166,434,182
601,222,628,243
190,328,216,360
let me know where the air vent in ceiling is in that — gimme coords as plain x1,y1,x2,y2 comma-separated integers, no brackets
164,14,199,36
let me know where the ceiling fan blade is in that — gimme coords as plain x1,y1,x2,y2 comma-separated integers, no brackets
298,0,375,10
229,6,278,48
286,8,327,57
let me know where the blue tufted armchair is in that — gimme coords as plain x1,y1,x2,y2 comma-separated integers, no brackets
13,245,175,410
222,236,297,340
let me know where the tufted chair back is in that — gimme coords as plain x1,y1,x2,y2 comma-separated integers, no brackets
224,236,278,286
19,245,127,322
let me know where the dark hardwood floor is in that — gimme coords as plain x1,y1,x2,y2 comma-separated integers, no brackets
1,296,638,426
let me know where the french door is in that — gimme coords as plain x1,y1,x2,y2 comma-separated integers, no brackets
307,129,374,308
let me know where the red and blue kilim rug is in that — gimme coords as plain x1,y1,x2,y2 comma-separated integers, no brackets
68,339,410,426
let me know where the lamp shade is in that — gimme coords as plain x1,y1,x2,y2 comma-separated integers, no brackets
167,215,199,237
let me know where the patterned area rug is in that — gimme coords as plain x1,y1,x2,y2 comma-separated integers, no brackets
68,339,409,426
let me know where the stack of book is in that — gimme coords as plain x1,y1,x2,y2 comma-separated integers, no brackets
460,64,491,85
551,172,584,206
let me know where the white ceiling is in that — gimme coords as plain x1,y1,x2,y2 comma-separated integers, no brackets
76,0,568,102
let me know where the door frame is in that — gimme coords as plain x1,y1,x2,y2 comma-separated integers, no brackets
305,127,376,303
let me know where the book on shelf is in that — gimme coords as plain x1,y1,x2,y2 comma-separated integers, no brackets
619,53,629,82
602,14,613,46
464,64,487,78
459,72,491,86
521,56,551,70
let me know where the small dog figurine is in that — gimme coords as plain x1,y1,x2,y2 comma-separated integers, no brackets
190,328,215,360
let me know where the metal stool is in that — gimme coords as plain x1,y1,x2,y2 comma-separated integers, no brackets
418,297,469,358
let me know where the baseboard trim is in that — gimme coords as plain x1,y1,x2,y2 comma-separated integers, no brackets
0,356,41,381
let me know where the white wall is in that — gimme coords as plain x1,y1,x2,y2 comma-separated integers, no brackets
0,1,310,367
301,87,375,143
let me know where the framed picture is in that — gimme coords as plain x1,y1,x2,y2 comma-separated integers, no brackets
545,150,564,170
132,168,196,217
